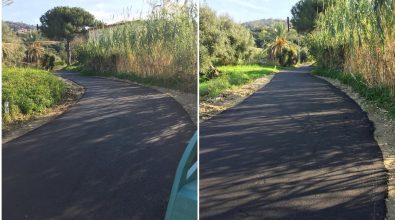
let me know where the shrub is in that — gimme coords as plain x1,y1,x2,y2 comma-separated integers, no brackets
299,47,309,63
205,77,231,98
2,22,26,66
41,53,56,70
2,67,65,125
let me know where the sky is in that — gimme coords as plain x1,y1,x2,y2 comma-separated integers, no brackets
203,0,300,23
2,0,299,25
2,0,153,25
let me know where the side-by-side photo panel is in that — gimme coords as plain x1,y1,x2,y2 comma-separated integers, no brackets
199,0,394,220
2,0,395,219
2,0,197,219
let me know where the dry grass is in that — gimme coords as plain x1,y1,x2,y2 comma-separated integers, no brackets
77,3,197,93
344,33,395,93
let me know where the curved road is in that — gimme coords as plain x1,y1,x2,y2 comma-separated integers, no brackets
3,71,195,220
200,67,387,219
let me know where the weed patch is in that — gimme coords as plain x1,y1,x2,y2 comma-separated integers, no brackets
200,64,277,98
2,67,65,125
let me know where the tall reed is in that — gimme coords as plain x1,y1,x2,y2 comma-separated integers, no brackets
307,0,394,93
77,2,197,93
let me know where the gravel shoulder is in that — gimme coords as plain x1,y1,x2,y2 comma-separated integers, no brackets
200,74,274,122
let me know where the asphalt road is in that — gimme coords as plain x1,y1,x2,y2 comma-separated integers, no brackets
200,67,387,220
3,71,195,220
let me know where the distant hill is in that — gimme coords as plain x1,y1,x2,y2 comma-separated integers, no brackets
242,19,286,30
5,21,36,33
242,19,288,48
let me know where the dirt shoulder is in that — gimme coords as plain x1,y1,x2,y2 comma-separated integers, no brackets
317,75,395,220
2,75,85,144
200,74,274,121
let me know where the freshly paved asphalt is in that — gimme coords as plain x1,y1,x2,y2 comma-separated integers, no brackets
200,67,387,220
3,71,195,220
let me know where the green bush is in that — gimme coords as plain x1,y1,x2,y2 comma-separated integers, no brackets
228,72,250,86
205,77,231,98
299,47,309,63
2,67,65,125
277,46,298,67
199,5,255,78
41,53,56,70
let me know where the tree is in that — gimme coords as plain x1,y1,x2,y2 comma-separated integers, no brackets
290,0,333,34
2,21,17,43
39,7,97,65
199,5,255,77
258,23,301,48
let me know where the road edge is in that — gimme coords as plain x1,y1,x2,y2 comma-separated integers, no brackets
315,75,395,220
91,75,197,125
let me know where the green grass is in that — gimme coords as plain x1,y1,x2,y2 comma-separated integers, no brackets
63,64,81,71
2,67,65,125
313,67,395,118
200,64,278,98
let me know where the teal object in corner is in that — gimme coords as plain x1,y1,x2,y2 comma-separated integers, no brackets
165,132,197,220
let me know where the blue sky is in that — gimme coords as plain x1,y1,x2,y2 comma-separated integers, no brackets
2,0,299,25
2,0,152,25
203,0,300,23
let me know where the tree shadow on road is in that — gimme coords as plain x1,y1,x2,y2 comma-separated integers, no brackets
200,72,387,220
3,75,196,220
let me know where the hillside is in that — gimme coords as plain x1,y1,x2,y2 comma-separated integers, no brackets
5,21,35,33
242,18,287,48
242,18,286,30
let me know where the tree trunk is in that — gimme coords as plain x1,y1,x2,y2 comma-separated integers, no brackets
66,40,71,65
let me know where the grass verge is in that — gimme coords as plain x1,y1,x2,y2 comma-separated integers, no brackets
2,67,66,126
200,64,278,98
312,67,395,118
63,64,80,71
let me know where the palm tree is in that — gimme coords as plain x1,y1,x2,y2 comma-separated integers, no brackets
259,23,292,47
23,31,42,44
268,37,289,60
27,42,44,66
267,37,299,66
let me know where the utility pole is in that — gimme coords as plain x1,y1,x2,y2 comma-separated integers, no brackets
287,17,290,32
